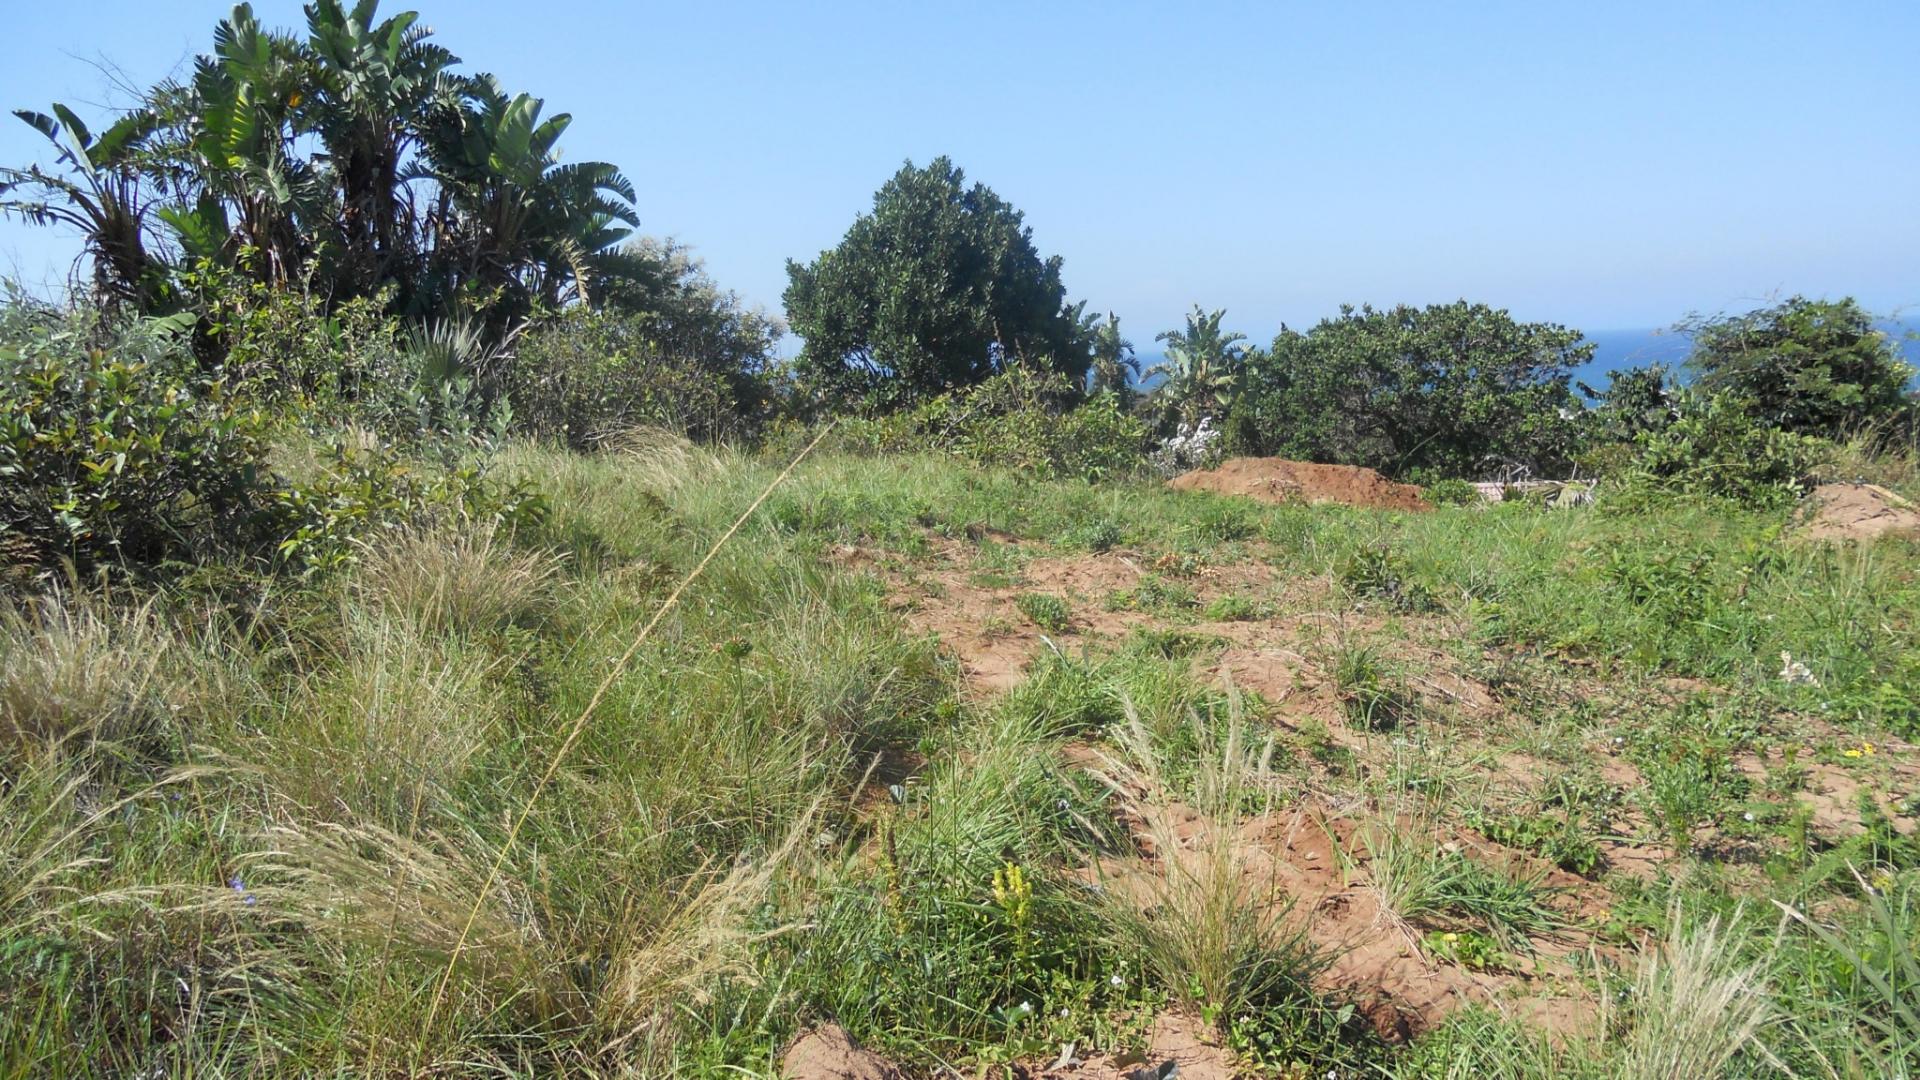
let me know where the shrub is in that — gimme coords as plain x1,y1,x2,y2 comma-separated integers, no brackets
501,308,747,449
268,441,547,575
1203,595,1259,622
0,307,274,573
1683,296,1915,438
1620,390,1825,508
1229,301,1590,479
838,365,1146,480
1014,592,1072,632
1421,478,1481,507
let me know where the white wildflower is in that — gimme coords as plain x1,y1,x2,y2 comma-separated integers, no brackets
1778,651,1819,687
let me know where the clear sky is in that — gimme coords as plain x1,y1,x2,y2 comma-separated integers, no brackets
3,1,1917,345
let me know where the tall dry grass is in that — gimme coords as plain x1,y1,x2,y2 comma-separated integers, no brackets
1607,907,1781,1079
1,591,246,762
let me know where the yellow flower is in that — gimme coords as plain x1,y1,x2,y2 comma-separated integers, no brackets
1441,932,1459,942
1845,749,1864,758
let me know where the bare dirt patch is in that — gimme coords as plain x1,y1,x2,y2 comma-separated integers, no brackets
1042,1012,1237,1080
1793,482,1920,543
838,537,1285,695
1169,457,1431,512
1080,791,1608,1044
781,1024,899,1080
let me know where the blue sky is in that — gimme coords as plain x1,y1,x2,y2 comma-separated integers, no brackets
4,1,1917,345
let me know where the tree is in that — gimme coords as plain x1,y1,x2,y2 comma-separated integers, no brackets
1151,305,1248,429
1230,301,1591,479
5,1,643,338
1682,296,1914,438
1085,310,1141,405
0,105,167,308
783,156,1085,408
598,236,784,417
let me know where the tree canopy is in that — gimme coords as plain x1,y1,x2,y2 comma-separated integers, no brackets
782,157,1086,408
1230,301,1591,479
1683,296,1914,438
1,1,641,332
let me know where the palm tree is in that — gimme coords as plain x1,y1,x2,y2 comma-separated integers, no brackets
156,5,326,288
1,104,166,306
421,77,640,321
1153,305,1248,427
4,1,644,337
303,0,462,301
1088,312,1140,403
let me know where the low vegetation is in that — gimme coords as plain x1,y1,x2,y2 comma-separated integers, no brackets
3,3,1918,1077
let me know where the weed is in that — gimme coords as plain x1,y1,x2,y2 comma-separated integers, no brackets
1091,699,1323,1025
1469,807,1605,877
1339,543,1437,613
1368,829,1564,949
1331,643,1419,731
1015,592,1073,632
1062,518,1124,553
1203,593,1261,621
1111,574,1198,616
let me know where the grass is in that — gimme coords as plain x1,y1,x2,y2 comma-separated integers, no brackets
1091,699,1330,1035
3,444,1919,1076
1367,826,1565,950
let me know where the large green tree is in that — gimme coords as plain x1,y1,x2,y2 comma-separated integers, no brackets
1230,301,1591,479
1682,296,1914,438
783,157,1086,408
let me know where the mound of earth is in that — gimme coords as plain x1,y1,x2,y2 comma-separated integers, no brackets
781,1024,898,1080
1794,483,1920,543
1170,457,1430,512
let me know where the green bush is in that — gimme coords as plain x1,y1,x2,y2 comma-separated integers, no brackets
1421,478,1481,506
839,365,1146,481
1228,301,1590,479
501,308,747,449
1684,296,1915,438
268,442,546,575
1619,390,1826,508
0,308,273,572
1014,592,1072,632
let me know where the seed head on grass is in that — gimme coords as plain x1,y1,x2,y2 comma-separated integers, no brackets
1607,905,1781,1080
354,523,563,638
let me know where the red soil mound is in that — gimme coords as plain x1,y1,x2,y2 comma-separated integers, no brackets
1169,457,1430,512
781,1024,898,1080
1794,483,1920,543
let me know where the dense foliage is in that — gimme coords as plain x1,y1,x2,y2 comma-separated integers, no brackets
0,307,270,570
502,307,754,448
1151,306,1250,431
784,157,1089,409
1,1,640,330
1228,302,1591,480
1684,296,1915,438
833,364,1145,480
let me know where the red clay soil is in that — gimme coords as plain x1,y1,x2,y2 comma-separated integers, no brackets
1793,483,1920,543
1169,458,1431,512
780,1024,899,1080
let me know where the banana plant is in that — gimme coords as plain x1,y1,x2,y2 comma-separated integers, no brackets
0,104,166,306
304,0,461,295
1153,305,1250,427
423,77,638,315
